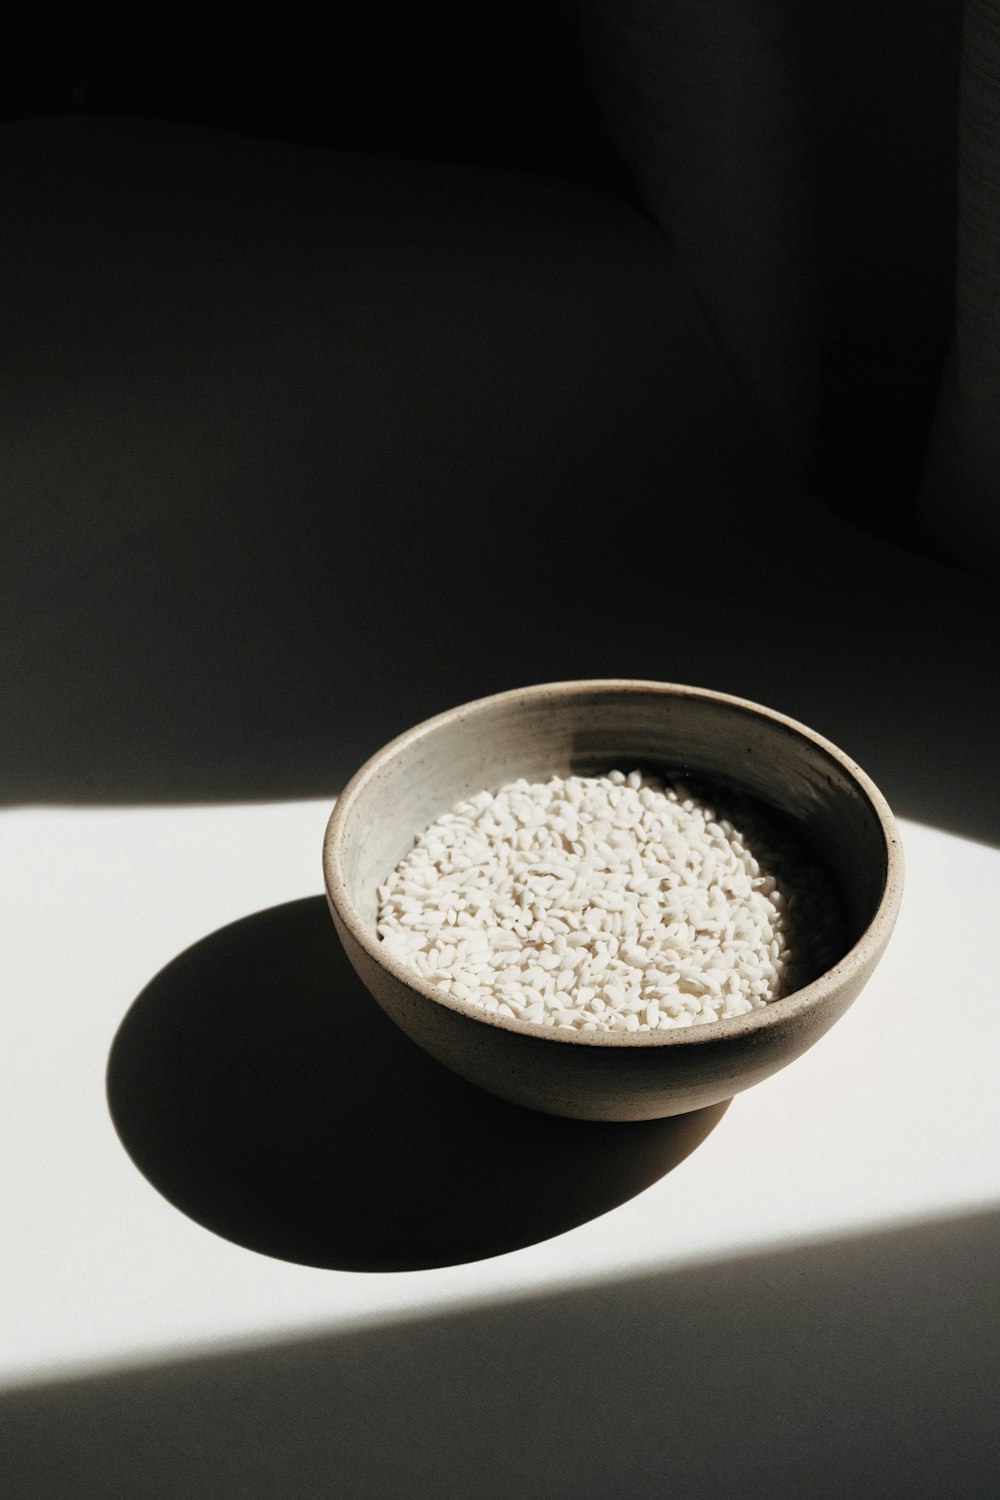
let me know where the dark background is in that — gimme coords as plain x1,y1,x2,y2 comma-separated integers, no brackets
0,23,621,181
3,16,997,845
0,5,965,545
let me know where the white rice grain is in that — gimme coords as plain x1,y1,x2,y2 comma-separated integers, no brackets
377,772,844,1032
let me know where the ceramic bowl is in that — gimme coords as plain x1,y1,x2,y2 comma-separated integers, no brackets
323,680,903,1121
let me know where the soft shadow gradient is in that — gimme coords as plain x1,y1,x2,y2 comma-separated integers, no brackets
2,117,997,843
107,896,729,1270
4,1207,997,1497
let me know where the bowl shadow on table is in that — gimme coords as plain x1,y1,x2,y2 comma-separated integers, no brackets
106,897,729,1272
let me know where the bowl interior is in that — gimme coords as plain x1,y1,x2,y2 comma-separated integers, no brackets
330,683,891,992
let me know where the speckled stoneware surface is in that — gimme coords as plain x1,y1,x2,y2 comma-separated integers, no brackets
323,681,903,1121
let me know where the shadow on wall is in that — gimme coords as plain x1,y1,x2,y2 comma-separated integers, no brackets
2,118,998,845
107,896,729,1270
576,0,962,538
4,1205,998,1497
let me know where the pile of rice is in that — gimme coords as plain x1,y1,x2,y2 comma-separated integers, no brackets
376,770,844,1033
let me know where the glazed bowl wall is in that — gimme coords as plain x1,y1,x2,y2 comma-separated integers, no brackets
323,681,903,1121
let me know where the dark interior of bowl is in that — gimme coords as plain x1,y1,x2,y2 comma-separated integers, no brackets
336,685,889,983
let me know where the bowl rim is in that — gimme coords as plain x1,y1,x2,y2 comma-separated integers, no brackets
323,679,904,1048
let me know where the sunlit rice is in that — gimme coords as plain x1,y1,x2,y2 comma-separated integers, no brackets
376,771,844,1032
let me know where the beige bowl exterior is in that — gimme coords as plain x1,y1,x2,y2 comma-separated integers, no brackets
323,680,903,1121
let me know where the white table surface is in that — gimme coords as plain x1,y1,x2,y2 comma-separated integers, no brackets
3,797,998,1391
